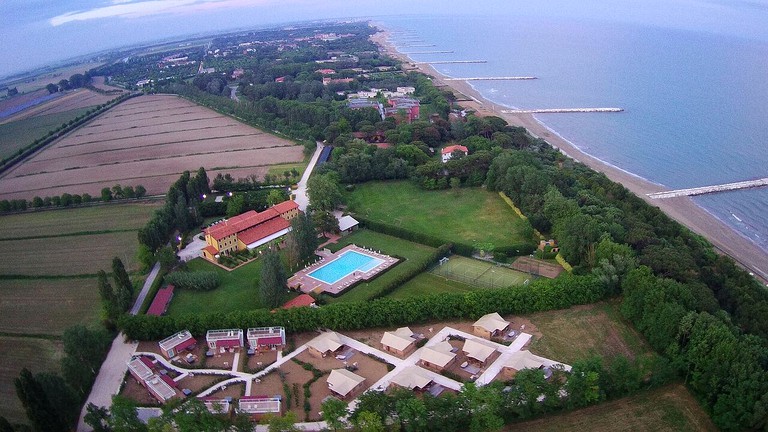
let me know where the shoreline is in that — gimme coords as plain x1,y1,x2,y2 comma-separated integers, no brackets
371,28,768,284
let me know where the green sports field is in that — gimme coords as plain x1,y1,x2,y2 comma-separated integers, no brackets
431,255,530,289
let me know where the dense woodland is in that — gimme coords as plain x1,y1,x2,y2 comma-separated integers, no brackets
5,22,768,432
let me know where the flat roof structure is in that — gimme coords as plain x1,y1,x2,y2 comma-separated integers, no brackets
390,366,433,390
420,341,456,368
147,285,174,316
127,356,154,381
247,327,286,347
338,215,359,232
463,338,497,363
200,397,231,414
145,374,177,402
381,327,415,352
206,329,243,348
159,330,196,356
327,369,365,398
238,396,281,414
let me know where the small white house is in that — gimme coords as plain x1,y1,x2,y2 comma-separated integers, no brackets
441,145,469,163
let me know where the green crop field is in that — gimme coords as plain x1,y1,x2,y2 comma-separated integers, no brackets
167,258,266,315
0,231,140,276
509,384,717,432
0,278,101,335
0,203,159,239
345,181,534,248
431,255,530,289
0,107,92,160
0,337,64,424
323,229,437,303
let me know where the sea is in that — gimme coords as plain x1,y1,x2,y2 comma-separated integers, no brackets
381,12,768,253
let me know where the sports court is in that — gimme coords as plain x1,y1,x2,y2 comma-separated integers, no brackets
431,256,530,289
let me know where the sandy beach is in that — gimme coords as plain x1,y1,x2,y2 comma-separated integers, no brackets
371,29,768,283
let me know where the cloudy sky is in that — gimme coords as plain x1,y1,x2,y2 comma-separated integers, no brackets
2,0,768,79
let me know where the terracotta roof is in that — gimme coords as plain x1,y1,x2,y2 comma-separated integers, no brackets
203,245,218,256
238,217,290,245
204,201,297,241
147,285,174,316
271,200,298,214
282,294,316,309
441,144,469,155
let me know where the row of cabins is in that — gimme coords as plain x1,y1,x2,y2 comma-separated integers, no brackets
200,396,282,419
202,200,300,261
158,327,286,359
127,356,179,403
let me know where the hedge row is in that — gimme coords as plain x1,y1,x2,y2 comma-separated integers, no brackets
118,274,605,340
368,243,453,300
355,216,535,258
164,271,221,291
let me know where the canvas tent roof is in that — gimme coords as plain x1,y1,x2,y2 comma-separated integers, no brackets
308,332,343,354
473,312,510,333
327,369,365,397
504,350,572,372
381,327,414,352
390,366,433,390
463,338,497,363
420,341,456,367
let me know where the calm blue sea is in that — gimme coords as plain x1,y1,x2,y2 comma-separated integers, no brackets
383,15,768,252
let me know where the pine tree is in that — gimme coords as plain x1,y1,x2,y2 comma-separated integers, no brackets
97,270,119,321
259,249,287,309
112,257,132,296
14,368,65,432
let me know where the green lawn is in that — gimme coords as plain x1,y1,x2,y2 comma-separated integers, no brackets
388,272,476,299
0,107,93,160
345,181,534,248
166,258,266,316
323,229,436,303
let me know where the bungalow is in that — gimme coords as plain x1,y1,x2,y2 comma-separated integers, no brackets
472,312,510,339
441,145,469,163
199,397,231,415
502,350,572,378
202,200,299,260
238,396,281,418
419,341,457,372
327,369,366,399
158,330,196,359
206,329,244,351
247,327,286,350
380,327,416,357
281,294,316,309
307,331,344,358
389,366,433,391
146,285,174,316
145,374,177,402
462,338,498,366
384,97,420,123
127,356,155,382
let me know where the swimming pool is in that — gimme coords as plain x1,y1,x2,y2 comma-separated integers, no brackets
308,250,384,285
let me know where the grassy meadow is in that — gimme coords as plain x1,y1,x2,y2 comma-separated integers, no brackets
345,181,534,248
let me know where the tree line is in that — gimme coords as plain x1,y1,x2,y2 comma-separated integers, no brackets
0,184,147,214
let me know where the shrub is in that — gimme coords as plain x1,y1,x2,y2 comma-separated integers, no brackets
164,271,221,291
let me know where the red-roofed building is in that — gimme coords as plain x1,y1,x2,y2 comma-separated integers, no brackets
282,294,316,309
147,285,174,316
159,330,196,359
206,329,244,350
316,68,336,75
441,145,469,163
247,327,286,350
202,200,300,260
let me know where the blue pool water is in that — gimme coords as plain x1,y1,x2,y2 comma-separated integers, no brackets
308,251,384,284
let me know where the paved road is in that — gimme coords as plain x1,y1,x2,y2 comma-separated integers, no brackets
294,142,324,211
77,262,163,431
177,234,206,262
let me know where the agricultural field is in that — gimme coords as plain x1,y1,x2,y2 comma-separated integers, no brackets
1,88,116,124
0,107,92,160
324,229,437,303
509,384,717,432
345,181,535,248
0,279,101,335
1,61,104,94
523,302,653,364
0,337,64,424
0,94,304,200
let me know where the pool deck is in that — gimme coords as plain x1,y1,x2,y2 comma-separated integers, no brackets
288,245,398,296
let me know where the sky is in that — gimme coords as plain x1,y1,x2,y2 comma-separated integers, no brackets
2,0,768,79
